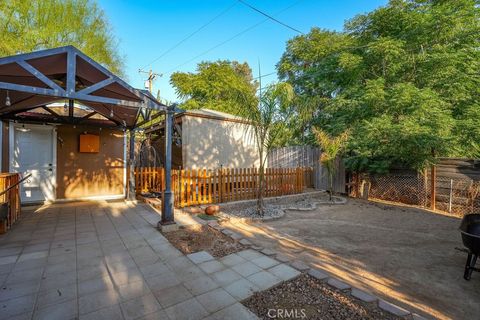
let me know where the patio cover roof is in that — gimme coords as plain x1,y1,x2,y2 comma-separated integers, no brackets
0,46,167,129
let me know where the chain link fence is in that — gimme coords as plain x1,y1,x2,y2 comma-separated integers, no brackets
350,173,480,216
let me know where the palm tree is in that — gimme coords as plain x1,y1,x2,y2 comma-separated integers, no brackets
240,82,294,215
314,128,349,201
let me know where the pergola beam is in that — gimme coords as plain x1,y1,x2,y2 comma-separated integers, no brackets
81,111,97,120
0,46,69,66
41,106,60,117
0,81,162,112
4,113,120,128
66,49,76,95
17,60,65,93
77,77,115,95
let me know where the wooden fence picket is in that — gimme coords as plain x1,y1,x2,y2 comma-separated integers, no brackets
133,166,310,208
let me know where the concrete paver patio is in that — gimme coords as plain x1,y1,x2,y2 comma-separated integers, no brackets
0,201,299,320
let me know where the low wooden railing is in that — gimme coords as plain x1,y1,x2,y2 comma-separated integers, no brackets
134,167,310,208
0,173,21,234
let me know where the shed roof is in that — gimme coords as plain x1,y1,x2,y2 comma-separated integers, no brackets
182,108,244,121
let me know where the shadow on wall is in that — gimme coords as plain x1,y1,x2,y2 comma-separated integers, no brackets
62,157,124,198
57,125,125,199
153,116,261,169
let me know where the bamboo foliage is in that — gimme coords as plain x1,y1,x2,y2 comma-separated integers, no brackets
134,167,310,208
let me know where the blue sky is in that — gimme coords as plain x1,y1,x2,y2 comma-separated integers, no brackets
98,0,387,103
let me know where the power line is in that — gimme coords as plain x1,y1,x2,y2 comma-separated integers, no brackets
167,0,304,74
253,71,276,80
140,1,238,70
238,0,304,34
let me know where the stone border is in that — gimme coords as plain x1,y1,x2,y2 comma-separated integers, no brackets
218,208,286,223
281,195,347,211
216,191,347,221
210,221,427,320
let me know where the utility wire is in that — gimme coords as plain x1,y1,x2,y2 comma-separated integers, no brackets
238,0,304,34
253,71,276,80
166,0,304,74
140,1,238,70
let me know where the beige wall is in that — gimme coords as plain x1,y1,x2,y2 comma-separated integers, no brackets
56,125,125,199
182,115,260,169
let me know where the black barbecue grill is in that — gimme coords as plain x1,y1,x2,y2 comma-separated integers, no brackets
459,213,480,280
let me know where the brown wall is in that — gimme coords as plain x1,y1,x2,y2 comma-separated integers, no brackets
1,121,8,172
152,135,183,168
56,125,125,199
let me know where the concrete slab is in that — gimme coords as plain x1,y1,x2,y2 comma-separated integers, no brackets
182,276,219,296
79,304,125,320
187,251,215,264
165,297,209,320
196,288,236,313
210,302,259,320
198,260,226,274
351,288,377,303
32,298,77,320
223,278,259,300
153,284,192,308
120,293,162,320
246,271,281,291
211,269,243,287
231,261,262,277
268,263,301,281
219,253,247,267
327,278,351,291
251,256,279,269
237,249,263,260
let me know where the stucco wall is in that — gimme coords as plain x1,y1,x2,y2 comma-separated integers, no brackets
182,115,260,169
56,125,125,199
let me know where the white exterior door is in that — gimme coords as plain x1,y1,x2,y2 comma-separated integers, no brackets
10,123,56,203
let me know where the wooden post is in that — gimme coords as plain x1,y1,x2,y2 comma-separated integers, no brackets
127,129,136,200
219,166,224,203
431,164,436,211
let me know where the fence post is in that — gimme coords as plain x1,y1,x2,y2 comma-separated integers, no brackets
219,165,224,203
431,164,436,211
449,179,453,213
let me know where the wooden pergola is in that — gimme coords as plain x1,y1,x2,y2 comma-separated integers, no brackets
0,45,177,226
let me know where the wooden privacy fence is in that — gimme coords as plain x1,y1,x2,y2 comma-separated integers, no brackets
267,146,345,193
134,167,307,208
0,173,21,234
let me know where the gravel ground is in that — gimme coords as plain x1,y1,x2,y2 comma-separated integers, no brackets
161,225,245,257
225,205,284,219
273,193,331,207
243,274,402,320
219,192,340,219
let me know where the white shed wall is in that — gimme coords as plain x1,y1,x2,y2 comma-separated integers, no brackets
182,115,260,169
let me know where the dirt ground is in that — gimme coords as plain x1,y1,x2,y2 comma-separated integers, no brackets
162,225,245,257
223,198,480,320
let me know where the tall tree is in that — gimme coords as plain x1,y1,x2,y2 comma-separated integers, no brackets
278,0,480,173
239,82,294,215
170,60,258,115
0,0,123,75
